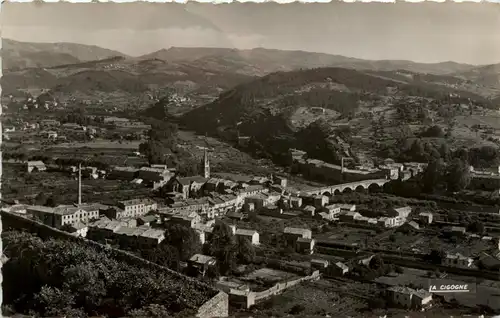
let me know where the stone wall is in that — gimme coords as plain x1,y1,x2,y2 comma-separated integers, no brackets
196,291,229,318
1,211,229,318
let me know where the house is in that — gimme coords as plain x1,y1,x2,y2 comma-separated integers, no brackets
100,205,127,220
338,204,356,212
235,229,260,245
296,238,315,254
289,196,303,209
442,252,474,268
478,252,500,271
137,214,158,227
284,227,312,241
26,161,46,173
303,205,316,217
391,206,412,218
116,198,157,218
323,204,342,215
64,221,89,238
139,228,165,247
273,175,288,188
328,262,349,276
169,214,201,228
188,254,217,277
386,286,432,309
27,204,100,229
338,211,362,223
137,166,174,185
313,195,329,208
310,259,329,270
418,212,433,225
207,193,238,218
108,167,139,181
444,226,467,236
377,216,405,228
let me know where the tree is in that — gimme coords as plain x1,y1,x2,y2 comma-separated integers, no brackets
427,249,445,264
45,195,59,207
421,125,444,138
236,238,256,264
206,222,237,274
129,304,173,318
164,225,202,261
445,158,471,192
32,286,78,317
421,158,445,193
467,221,485,234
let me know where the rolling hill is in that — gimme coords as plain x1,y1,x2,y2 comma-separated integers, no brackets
181,66,498,165
2,39,128,70
137,47,479,77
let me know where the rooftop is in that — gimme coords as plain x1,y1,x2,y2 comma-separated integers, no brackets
284,227,311,236
190,254,216,264
235,229,258,236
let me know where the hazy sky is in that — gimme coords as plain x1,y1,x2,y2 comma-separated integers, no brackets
2,2,500,65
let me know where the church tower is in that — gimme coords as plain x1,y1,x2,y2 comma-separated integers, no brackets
202,148,210,179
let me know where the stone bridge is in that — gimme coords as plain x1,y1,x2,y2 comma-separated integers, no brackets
303,178,390,196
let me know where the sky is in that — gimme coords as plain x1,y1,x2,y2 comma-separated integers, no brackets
2,1,500,65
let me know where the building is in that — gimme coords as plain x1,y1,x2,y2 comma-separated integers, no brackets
386,286,432,309
418,212,433,225
442,253,474,268
137,166,174,187
207,193,238,218
26,204,100,229
167,176,209,199
283,227,312,241
310,259,329,270
235,229,260,245
313,195,329,208
188,254,217,277
161,198,210,216
391,206,412,218
1,204,27,215
26,161,46,173
137,215,159,227
116,198,158,218
338,211,362,223
108,167,139,181
328,262,350,276
296,238,315,254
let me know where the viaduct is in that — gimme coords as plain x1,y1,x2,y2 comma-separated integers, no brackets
302,178,390,196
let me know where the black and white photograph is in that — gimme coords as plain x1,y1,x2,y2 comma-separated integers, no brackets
1,1,500,317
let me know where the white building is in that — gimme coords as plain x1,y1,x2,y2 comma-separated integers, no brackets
386,286,432,309
235,229,260,245
442,253,474,268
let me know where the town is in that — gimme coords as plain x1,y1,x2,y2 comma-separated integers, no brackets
3,110,500,317
2,2,500,316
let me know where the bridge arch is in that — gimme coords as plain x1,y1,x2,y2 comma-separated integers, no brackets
334,189,341,196
355,185,366,193
322,191,331,197
368,183,382,193
342,187,353,194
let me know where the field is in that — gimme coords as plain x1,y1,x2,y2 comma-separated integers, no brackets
316,225,377,245
53,139,141,149
2,165,152,204
240,279,369,317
